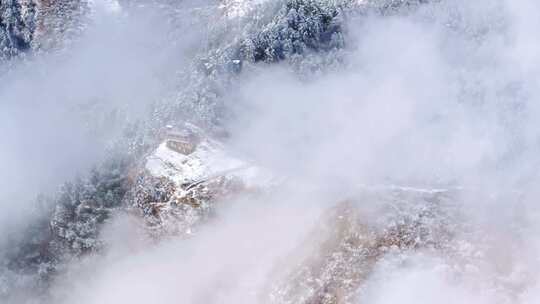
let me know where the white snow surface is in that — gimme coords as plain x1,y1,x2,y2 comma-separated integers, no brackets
145,137,276,189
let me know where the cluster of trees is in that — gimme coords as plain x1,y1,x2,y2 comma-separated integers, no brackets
0,0,91,61
0,118,156,300
153,0,354,133
3,156,130,268
0,0,37,59
239,0,346,63
49,157,130,256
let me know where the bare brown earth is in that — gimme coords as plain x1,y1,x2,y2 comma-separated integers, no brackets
264,189,459,304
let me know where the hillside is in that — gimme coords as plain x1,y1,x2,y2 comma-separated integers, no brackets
2,0,540,303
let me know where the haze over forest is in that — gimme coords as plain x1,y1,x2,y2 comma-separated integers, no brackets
2,1,540,303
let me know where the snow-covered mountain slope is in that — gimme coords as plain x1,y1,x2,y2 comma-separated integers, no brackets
4,0,540,303
129,123,277,237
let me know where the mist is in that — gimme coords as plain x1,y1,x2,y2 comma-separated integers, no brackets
0,2,195,239
3,0,540,303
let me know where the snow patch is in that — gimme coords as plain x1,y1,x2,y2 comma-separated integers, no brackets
145,136,276,189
